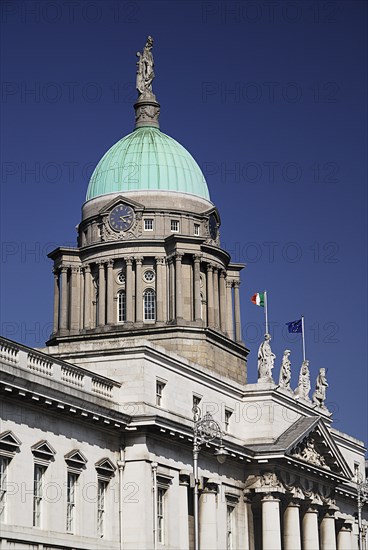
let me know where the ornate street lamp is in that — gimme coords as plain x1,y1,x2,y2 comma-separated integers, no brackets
357,473,368,550
192,405,229,550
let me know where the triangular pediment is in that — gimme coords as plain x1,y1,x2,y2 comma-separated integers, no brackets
95,457,116,476
0,430,22,450
286,419,352,479
64,449,87,468
99,195,145,214
31,440,56,460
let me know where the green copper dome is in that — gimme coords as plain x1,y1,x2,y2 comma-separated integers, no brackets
86,127,210,201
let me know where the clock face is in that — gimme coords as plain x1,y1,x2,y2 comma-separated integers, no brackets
109,204,135,232
209,214,218,240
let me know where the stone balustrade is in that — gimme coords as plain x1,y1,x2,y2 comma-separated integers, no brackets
0,336,119,401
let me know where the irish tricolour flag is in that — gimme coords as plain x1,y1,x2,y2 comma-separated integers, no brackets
251,292,265,307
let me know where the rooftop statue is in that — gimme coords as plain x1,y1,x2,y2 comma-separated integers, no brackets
294,360,311,401
257,333,275,382
279,350,292,392
136,36,155,97
312,368,328,409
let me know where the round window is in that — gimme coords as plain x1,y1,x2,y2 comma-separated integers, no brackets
143,270,155,283
117,271,126,284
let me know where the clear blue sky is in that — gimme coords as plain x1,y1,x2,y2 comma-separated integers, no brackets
1,1,367,445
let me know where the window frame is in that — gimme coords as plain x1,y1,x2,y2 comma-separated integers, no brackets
143,288,156,322
194,223,200,236
170,220,179,233
117,289,126,323
33,463,46,528
0,456,9,522
144,218,154,231
157,486,166,544
66,471,78,534
97,478,108,538
156,380,166,407
224,409,233,432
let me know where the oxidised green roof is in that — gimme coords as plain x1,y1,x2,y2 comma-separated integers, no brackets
86,127,210,201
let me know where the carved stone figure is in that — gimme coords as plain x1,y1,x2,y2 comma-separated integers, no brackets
136,36,155,96
279,350,292,391
257,334,276,382
312,368,328,409
294,360,311,400
292,436,329,469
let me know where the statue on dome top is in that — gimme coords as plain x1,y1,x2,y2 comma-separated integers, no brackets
136,36,155,97
257,333,275,382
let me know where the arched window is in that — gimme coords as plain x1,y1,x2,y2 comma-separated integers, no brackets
117,290,126,322
143,288,156,321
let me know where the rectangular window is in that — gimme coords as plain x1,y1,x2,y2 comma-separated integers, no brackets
144,218,154,231
97,479,107,538
194,223,200,236
226,505,234,550
157,487,165,544
224,409,232,432
66,472,78,533
170,220,179,232
156,381,165,407
33,464,45,528
118,291,126,322
0,457,8,521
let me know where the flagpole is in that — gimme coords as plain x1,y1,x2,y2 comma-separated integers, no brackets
264,290,269,334
301,315,306,361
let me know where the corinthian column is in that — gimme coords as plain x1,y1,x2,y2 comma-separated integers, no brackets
98,261,106,326
69,266,80,331
320,508,337,550
193,254,202,321
226,280,234,339
175,253,183,320
52,268,60,333
206,264,214,328
60,265,68,330
219,270,227,333
155,257,165,322
213,267,220,329
106,259,114,325
168,257,175,320
125,257,133,322
83,264,92,329
199,482,218,550
233,280,242,342
135,257,143,322
283,500,301,550
261,494,282,550
337,522,353,550
302,505,320,550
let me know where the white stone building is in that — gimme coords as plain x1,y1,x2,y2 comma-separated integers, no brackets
0,39,367,550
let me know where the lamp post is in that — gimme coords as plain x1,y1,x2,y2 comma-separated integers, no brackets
357,473,368,550
192,405,228,550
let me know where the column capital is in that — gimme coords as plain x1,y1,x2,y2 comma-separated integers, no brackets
60,265,69,273
233,279,241,288
193,253,202,263
98,259,106,267
70,265,79,273
226,279,233,288
107,258,114,267
219,269,227,279
175,252,184,261
155,256,165,264
206,263,213,272
82,263,91,273
261,493,281,503
212,265,219,273
125,257,133,266
134,256,143,264
203,481,218,494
